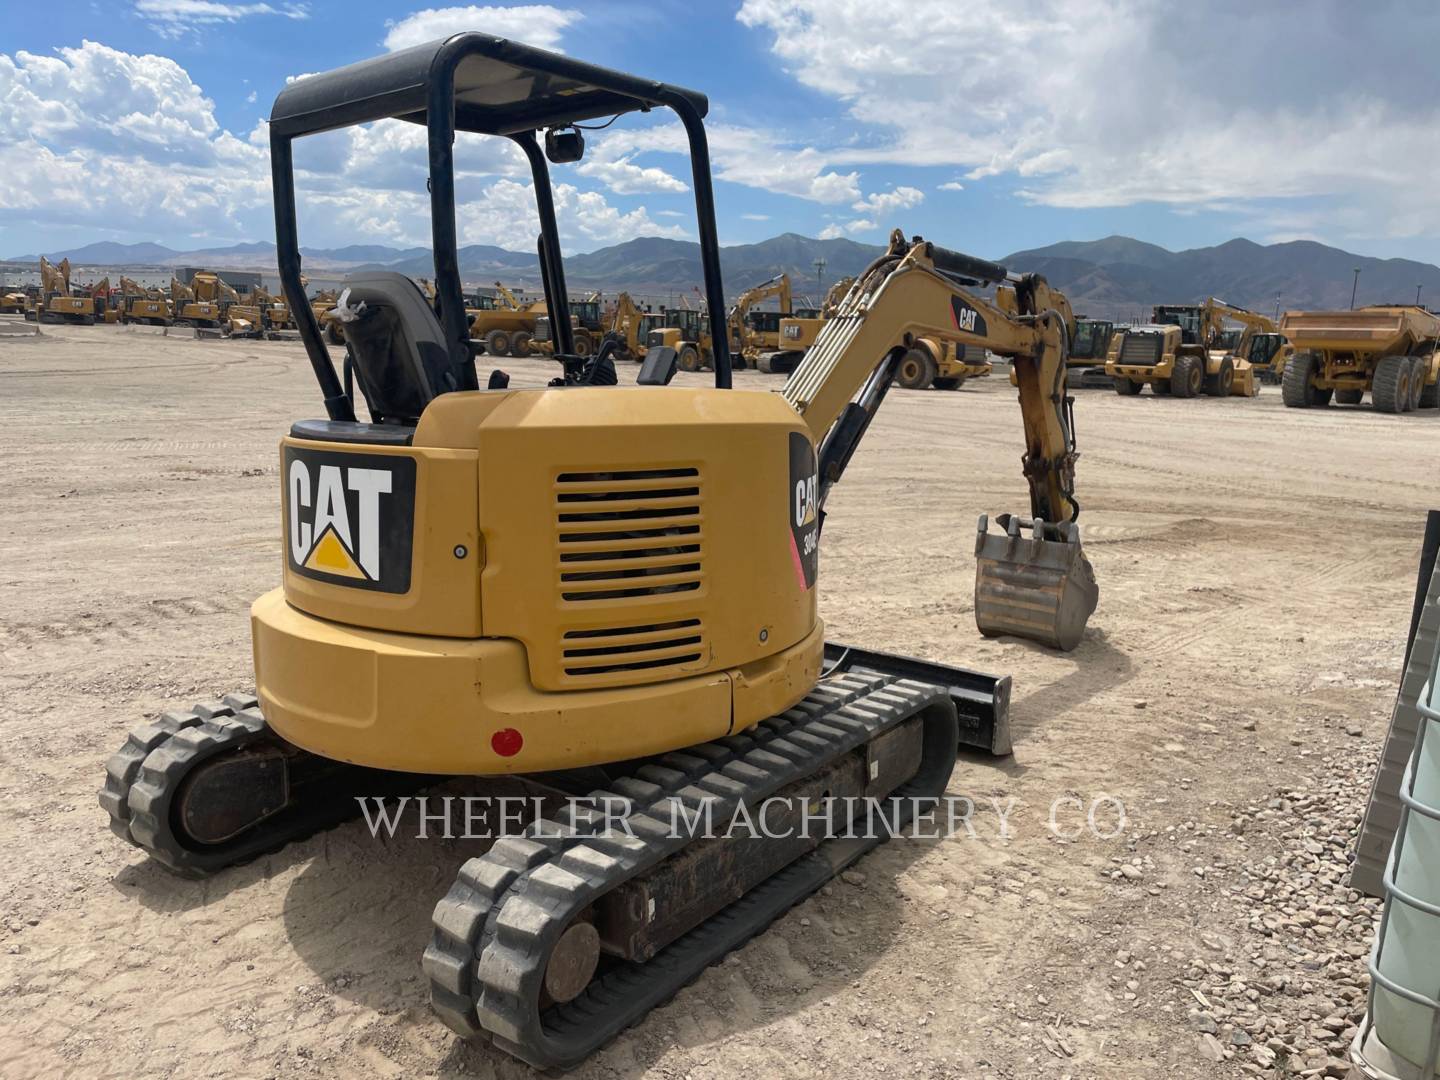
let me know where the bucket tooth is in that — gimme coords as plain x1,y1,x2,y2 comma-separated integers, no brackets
974,513,1098,651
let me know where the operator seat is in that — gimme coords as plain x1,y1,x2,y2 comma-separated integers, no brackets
334,271,472,425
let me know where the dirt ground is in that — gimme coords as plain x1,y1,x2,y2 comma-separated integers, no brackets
1,321,1435,1079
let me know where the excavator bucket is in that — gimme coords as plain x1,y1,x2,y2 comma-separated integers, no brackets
974,514,1098,651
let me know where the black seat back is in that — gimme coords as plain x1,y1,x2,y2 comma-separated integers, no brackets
336,271,469,424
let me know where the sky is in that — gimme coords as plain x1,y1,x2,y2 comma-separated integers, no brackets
4,0,1440,263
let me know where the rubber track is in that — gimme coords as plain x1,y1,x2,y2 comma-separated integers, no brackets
99,694,424,877
423,670,959,1068
99,695,256,846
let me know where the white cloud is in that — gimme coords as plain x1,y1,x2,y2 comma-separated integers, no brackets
741,213,770,221
133,0,307,39
938,180,964,191
818,223,845,240
590,121,860,205
0,39,679,255
383,5,581,52
575,140,688,195
457,178,686,249
245,90,257,104
851,185,923,217
737,0,1440,245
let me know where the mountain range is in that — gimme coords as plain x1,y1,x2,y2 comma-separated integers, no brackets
7,233,1438,313
1000,236,1440,319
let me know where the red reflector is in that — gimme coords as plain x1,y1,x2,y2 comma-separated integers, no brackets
491,728,523,757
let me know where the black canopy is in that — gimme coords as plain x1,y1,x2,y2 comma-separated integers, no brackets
270,34,708,137
270,33,731,423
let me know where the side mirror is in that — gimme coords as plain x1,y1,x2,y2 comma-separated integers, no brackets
638,346,678,386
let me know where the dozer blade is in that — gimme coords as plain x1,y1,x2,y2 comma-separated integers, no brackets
1231,360,1259,397
974,513,1098,651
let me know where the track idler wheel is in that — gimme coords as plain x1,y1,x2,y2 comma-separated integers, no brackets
974,513,1098,651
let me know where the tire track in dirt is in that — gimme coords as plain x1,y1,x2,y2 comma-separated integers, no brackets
0,595,248,656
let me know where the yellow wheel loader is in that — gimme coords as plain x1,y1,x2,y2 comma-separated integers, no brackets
896,339,993,389
646,305,718,371
0,288,28,314
1106,299,1258,398
100,37,1098,1069
530,295,605,356
1279,305,1440,413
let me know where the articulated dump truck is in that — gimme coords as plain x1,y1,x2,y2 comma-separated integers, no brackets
1279,306,1440,414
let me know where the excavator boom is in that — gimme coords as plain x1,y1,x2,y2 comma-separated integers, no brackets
784,230,1096,649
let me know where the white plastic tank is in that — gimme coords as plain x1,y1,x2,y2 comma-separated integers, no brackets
1352,634,1440,1078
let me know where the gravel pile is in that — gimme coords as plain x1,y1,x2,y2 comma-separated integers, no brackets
1177,739,1386,1077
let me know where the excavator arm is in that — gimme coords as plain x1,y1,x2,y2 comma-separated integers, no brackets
493,282,522,310
728,273,793,359
821,275,856,318
1202,297,1275,355
782,229,1097,650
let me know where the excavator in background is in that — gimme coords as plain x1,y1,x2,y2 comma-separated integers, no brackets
1106,299,1259,398
85,277,121,323
602,291,665,360
764,275,856,374
118,279,172,325
1201,299,1290,387
118,277,173,325
1061,317,1122,388
1280,305,1440,413
726,273,793,368
31,257,97,324
252,285,297,332
100,38,1096,1070
543,291,659,361
171,271,256,336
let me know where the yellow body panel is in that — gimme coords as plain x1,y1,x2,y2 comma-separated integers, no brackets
253,589,823,773
258,386,823,774
280,441,483,637
777,314,822,352
1279,307,1440,392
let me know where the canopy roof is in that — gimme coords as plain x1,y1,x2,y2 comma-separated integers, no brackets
269,32,709,138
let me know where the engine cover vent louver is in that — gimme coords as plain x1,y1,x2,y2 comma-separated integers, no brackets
553,467,706,681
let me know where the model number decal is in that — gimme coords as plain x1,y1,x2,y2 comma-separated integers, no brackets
788,433,819,590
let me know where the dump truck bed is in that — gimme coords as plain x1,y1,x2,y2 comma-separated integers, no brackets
1279,307,1440,355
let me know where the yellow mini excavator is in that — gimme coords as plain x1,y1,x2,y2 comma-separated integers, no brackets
100,35,1097,1070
